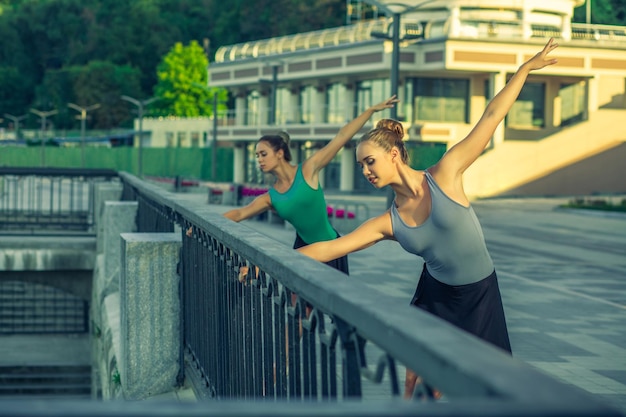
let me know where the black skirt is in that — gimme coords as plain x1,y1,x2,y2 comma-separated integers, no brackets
410,265,511,353
293,232,349,275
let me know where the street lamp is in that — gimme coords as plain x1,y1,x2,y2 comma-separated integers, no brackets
3,113,28,141
365,0,435,119
30,108,58,166
121,95,158,178
259,63,280,125
191,82,221,180
363,1,435,206
67,102,100,167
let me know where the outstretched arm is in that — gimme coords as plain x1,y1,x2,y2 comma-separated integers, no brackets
438,38,559,177
297,212,393,263
222,193,272,222
186,193,272,237
304,95,399,175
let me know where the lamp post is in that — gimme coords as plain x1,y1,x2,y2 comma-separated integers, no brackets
364,0,434,206
67,103,100,167
259,62,281,125
191,82,221,180
30,108,58,166
365,0,435,119
121,95,157,178
3,113,28,141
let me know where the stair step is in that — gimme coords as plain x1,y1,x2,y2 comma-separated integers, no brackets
0,393,92,400
0,365,91,397
0,373,91,384
0,383,91,395
0,365,91,374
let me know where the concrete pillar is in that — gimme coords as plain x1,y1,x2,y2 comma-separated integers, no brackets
546,79,562,128
587,76,599,114
91,200,138,400
233,145,246,183
119,233,182,400
100,201,138,299
235,91,246,126
340,146,355,192
94,183,123,254
258,93,269,125
521,6,533,40
489,71,507,148
448,6,461,37
287,87,300,124
561,14,572,42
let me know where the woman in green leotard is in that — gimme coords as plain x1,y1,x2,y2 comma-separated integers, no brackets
223,95,398,274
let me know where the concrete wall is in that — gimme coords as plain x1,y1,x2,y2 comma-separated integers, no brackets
90,183,189,401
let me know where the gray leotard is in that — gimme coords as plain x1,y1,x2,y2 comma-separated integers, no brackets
390,170,494,286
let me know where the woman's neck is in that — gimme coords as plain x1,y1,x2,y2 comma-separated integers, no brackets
391,164,425,200
270,162,296,188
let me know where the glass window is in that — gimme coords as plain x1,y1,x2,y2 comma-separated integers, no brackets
246,91,260,126
275,87,292,124
177,132,187,147
299,86,316,123
412,78,469,123
325,83,349,124
356,79,388,115
560,82,586,126
165,132,174,148
191,132,200,148
507,82,545,128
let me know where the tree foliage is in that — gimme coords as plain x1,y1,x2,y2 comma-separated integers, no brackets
0,0,621,130
572,0,625,24
0,0,347,129
151,41,213,117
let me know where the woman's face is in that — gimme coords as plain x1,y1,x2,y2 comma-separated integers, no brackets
356,141,394,188
255,141,281,172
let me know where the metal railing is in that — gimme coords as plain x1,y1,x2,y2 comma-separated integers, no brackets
0,167,119,235
118,171,620,416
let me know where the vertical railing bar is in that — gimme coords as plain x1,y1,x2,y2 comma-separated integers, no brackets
261,276,275,399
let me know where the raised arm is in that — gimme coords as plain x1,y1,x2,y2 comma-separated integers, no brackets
439,38,559,177
304,95,399,175
297,212,393,263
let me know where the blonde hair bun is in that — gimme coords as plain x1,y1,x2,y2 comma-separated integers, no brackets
375,119,405,140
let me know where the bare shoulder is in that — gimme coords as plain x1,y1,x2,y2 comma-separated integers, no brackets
359,210,394,240
427,161,468,205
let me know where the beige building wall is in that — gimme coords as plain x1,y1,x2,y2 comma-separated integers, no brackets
137,117,212,148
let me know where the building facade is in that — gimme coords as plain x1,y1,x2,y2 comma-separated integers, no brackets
208,0,626,197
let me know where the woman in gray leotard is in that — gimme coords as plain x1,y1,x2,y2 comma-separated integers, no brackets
298,38,559,399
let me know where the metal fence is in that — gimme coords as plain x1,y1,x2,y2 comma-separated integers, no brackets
0,167,118,235
118,172,621,416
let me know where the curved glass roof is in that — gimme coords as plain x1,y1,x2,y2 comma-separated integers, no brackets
215,19,390,63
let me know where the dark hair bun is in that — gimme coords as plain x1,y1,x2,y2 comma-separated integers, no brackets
277,131,291,146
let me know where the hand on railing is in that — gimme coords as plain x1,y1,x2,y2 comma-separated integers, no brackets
238,264,260,284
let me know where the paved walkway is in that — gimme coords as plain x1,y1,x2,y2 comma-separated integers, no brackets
234,194,626,414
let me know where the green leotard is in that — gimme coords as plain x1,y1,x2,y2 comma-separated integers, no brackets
268,164,336,245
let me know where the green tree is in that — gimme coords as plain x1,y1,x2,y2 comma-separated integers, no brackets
0,66,33,117
151,40,215,117
37,61,142,130
573,0,623,25
73,61,142,129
